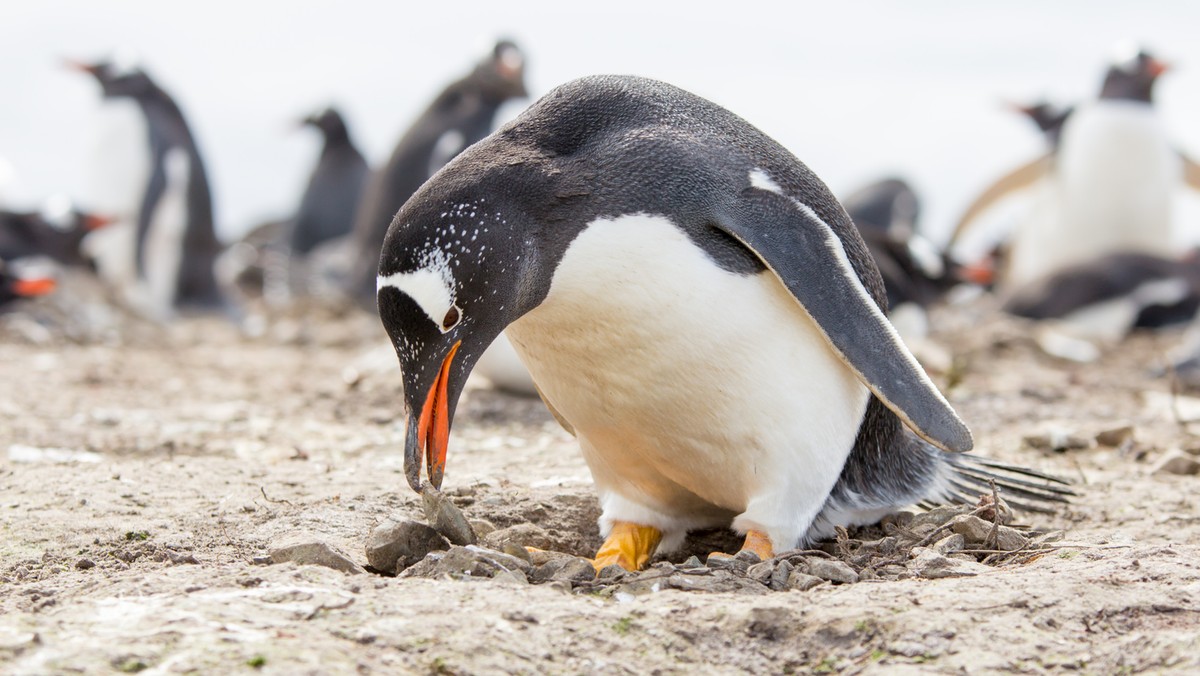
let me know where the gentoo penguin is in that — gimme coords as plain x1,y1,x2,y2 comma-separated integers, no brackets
953,46,1200,290
1003,250,1200,339
70,58,224,316
291,107,369,256
376,76,1070,571
842,178,958,310
0,260,56,310
345,40,528,305
0,197,113,268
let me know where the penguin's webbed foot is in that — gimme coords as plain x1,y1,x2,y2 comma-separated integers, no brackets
706,529,775,563
591,521,662,573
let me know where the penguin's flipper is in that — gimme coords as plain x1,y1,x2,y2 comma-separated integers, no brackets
1179,151,1200,193
534,383,576,437
714,191,973,454
948,154,1052,247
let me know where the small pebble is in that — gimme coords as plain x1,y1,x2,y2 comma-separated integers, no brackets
804,558,859,584
1151,450,1200,476
421,484,477,546
786,571,825,592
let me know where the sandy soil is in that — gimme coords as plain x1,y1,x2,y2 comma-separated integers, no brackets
2,298,1200,675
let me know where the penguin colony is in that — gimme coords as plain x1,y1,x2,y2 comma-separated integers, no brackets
9,40,1200,573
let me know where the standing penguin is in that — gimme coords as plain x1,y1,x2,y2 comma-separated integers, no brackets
291,107,369,256
953,47,1200,290
344,40,527,305
69,58,224,316
376,76,1069,572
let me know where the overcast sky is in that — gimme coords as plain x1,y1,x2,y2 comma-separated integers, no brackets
2,1,1199,245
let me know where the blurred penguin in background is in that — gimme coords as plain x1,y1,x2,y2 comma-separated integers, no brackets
842,178,967,342
69,55,224,319
0,258,56,311
291,107,368,259
341,39,528,306
0,195,113,269
952,45,1200,292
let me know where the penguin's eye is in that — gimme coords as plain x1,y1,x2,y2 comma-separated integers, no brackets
441,305,461,331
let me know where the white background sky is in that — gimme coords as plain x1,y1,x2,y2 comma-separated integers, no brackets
2,1,1199,245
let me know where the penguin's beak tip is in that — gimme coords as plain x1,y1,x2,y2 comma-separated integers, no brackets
62,58,96,75
83,214,115,231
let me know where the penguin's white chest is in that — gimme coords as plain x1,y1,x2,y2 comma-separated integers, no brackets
505,214,870,541
1009,102,1179,286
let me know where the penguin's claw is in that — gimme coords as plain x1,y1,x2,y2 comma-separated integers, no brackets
591,522,662,573
707,529,775,563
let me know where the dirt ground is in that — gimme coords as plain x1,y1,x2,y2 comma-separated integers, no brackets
2,294,1200,675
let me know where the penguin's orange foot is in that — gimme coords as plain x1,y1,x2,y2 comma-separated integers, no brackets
591,522,662,573
707,529,775,563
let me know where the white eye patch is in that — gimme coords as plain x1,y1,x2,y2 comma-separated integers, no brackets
378,265,460,333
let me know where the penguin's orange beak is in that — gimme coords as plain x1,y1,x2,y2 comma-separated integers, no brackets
83,214,115,231
405,341,460,491
62,59,99,75
1147,57,1171,78
12,277,56,297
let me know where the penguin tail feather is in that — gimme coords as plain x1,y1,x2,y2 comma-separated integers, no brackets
929,453,1075,515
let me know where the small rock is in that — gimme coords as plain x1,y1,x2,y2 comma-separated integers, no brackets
769,560,793,591
910,506,966,530
75,558,95,570
399,545,530,580
786,571,825,592
365,521,449,574
501,543,532,564
269,540,365,575
706,555,750,575
932,534,965,556
421,484,477,546
526,548,575,567
468,519,497,537
1023,428,1091,452
947,515,1027,550
678,556,704,569
948,514,993,544
910,548,990,579
482,523,555,552
167,551,199,565
805,558,859,584
746,561,775,584
1151,450,1200,476
597,563,627,579
734,550,762,565
547,557,596,584
1095,425,1135,448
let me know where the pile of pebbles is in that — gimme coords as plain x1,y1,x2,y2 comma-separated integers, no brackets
349,486,1062,595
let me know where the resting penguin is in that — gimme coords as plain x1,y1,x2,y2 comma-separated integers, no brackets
344,40,528,305
69,58,224,316
842,178,958,311
1003,250,1200,340
0,259,56,310
952,46,1200,290
376,75,1070,571
0,197,113,268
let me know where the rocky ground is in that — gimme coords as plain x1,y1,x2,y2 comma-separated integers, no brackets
2,295,1200,675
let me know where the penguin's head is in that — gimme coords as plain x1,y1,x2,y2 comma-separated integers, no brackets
472,39,528,100
1101,46,1170,102
301,107,350,141
66,56,155,100
376,186,538,492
